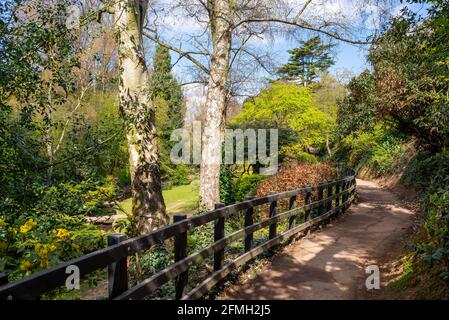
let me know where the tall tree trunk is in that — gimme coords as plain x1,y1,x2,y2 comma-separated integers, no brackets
199,0,233,211
114,0,168,234
46,134,54,185
326,134,332,157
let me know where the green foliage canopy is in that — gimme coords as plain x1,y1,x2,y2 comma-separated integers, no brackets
230,82,334,152
368,6,449,151
336,70,378,138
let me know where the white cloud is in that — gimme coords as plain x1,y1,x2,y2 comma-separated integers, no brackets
151,0,406,100
151,0,208,38
289,0,401,31
183,83,208,124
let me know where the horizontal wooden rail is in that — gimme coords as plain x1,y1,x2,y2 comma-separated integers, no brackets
0,170,356,300
183,193,355,300
116,186,356,300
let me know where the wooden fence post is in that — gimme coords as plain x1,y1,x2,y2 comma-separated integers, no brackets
108,233,128,299
174,214,188,300
343,179,349,211
304,186,312,222
268,192,277,240
325,183,333,224
347,179,352,207
288,192,297,230
317,184,324,217
352,178,357,200
214,203,225,272
244,196,254,253
0,273,7,286
343,180,352,212
327,184,333,212
335,182,341,216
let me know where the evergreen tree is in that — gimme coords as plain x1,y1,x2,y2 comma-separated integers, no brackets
150,46,188,184
278,36,335,86
150,45,184,130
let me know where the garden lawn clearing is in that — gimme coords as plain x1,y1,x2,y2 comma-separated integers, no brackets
117,180,199,217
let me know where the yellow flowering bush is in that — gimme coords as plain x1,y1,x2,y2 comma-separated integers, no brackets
36,177,117,216
55,228,69,240
0,213,106,281
19,260,32,271
19,219,37,234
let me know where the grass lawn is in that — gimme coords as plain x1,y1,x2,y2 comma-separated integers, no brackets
118,180,199,216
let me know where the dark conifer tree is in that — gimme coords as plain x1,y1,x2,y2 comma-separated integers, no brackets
278,36,335,86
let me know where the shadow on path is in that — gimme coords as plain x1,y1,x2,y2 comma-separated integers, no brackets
220,179,414,300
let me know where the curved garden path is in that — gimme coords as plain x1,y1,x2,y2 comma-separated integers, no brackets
220,179,414,300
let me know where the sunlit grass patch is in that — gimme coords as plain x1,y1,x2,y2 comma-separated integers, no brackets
118,180,199,216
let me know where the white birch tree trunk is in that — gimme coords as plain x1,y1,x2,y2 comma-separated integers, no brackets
199,0,233,210
114,0,168,234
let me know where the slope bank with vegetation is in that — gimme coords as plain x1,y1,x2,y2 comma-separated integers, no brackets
332,0,449,298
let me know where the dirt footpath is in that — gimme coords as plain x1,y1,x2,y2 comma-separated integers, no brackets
220,179,414,300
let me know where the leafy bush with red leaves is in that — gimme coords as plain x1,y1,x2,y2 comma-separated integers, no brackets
256,161,337,196
256,161,337,209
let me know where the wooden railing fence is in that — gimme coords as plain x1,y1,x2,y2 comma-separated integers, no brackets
0,170,357,300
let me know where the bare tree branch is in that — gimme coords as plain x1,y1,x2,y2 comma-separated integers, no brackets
143,30,210,74
180,80,208,86
54,85,90,155
232,18,373,45
293,0,313,23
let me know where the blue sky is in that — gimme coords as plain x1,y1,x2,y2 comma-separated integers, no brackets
154,0,430,102
331,42,370,75
168,39,371,88
269,2,430,81
270,39,371,82
154,0,390,89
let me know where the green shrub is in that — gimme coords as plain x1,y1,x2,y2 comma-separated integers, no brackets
117,166,131,186
419,188,449,280
130,244,172,279
233,174,265,202
401,149,449,281
295,151,318,164
220,165,236,205
402,149,449,191
280,144,319,164
171,164,190,186
336,70,378,138
188,223,215,252
112,217,132,235
370,135,405,176
0,213,105,281
35,176,117,216
56,92,129,183
335,125,407,177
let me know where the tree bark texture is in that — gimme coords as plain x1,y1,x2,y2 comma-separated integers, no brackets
199,0,233,211
114,0,168,234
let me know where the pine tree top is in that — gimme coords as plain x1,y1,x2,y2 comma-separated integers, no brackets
278,36,336,86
